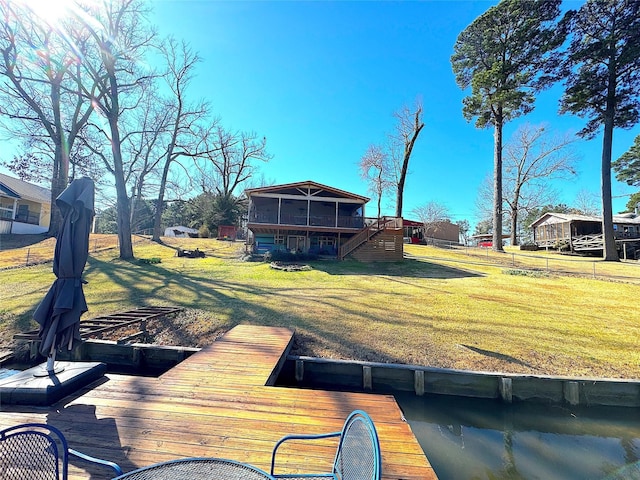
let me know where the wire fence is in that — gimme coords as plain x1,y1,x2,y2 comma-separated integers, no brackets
0,234,153,270
406,240,640,283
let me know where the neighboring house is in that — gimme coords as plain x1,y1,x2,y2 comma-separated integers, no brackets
164,225,199,238
245,180,403,261
531,212,640,258
0,173,51,235
403,219,460,245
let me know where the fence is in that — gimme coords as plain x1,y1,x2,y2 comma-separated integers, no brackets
0,234,153,269
405,243,640,283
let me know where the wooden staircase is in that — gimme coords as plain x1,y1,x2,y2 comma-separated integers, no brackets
339,217,402,260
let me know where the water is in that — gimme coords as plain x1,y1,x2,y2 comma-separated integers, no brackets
394,393,640,480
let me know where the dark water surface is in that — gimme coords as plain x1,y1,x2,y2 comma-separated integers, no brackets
394,393,640,480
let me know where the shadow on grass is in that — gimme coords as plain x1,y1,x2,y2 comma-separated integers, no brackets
312,257,483,279
83,255,410,365
0,234,51,250
460,344,537,370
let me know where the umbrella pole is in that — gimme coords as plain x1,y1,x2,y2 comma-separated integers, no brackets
34,336,65,376
46,348,56,372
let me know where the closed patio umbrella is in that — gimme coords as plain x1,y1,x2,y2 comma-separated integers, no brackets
33,177,95,372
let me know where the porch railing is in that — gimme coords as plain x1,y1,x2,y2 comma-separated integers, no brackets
249,212,365,229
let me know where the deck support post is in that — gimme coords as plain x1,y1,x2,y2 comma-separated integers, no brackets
499,377,512,403
564,381,580,406
414,370,425,396
295,359,304,382
132,347,141,368
363,366,372,390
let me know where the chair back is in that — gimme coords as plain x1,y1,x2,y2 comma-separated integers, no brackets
0,423,69,480
333,410,382,480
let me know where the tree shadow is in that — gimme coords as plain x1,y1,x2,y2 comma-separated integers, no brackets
0,233,52,250
312,257,482,279
460,344,536,370
83,255,413,365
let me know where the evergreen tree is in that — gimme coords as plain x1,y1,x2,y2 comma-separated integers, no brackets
451,0,566,253
559,0,640,260
613,134,640,188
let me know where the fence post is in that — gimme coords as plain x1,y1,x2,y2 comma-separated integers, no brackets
593,262,596,279
546,258,549,271
25,248,30,266
512,253,515,266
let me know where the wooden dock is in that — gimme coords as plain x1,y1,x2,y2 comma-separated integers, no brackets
0,325,436,479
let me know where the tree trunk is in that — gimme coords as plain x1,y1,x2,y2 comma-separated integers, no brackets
601,54,619,261
107,71,134,259
493,112,504,252
152,158,172,242
47,82,68,237
601,113,618,261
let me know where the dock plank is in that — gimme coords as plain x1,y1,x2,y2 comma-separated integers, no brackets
0,325,436,479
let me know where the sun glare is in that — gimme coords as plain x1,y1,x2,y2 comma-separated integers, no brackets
18,0,76,25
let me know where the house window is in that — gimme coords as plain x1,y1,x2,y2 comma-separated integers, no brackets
274,235,284,244
0,200,13,220
318,236,335,247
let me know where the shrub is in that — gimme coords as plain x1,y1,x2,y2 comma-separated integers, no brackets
502,268,548,278
138,257,162,265
199,225,210,238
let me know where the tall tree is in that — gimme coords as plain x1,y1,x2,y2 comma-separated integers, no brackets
152,37,212,242
74,0,158,259
451,0,566,253
391,100,424,218
359,144,392,218
613,134,640,189
0,0,96,235
503,124,576,245
559,0,640,261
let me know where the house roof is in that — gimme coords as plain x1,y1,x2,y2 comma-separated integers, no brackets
0,173,51,204
530,212,640,228
245,180,370,203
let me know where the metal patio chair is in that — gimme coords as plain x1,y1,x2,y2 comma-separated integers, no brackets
270,410,382,480
0,423,123,480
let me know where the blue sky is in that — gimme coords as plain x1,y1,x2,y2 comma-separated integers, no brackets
2,0,638,227
149,0,637,226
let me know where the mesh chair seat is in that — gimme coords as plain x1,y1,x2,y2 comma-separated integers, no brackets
0,423,122,480
271,410,382,480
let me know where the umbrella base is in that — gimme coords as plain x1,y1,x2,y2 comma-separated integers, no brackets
0,361,106,405
32,364,66,377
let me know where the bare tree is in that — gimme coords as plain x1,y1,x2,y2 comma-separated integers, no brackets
573,189,600,216
197,126,271,197
391,99,424,217
151,37,213,241
73,0,158,259
359,144,392,218
0,1,96,234
411,201,451,240
503,124,577,245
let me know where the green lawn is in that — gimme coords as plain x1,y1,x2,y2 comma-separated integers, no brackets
1,237,639,379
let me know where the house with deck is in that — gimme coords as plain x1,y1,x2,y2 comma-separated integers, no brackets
531,212,640,258
245,181,403,261
0,173,51,235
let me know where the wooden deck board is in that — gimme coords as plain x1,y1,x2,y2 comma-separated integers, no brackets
0,325,436,479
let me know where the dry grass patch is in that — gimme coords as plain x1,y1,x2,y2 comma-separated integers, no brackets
1,237,639,379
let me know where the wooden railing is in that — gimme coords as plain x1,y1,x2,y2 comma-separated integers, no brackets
573,234,604,251
339,216,402,260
